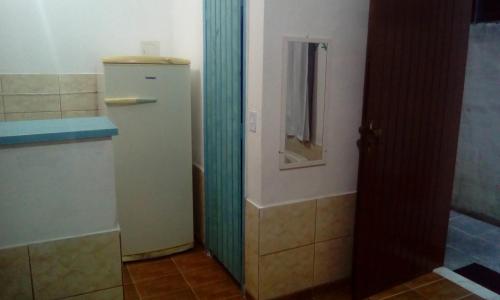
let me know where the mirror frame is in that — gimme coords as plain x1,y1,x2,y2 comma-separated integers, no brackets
279,36,331,170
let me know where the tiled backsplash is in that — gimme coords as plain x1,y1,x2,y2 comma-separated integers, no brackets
245,193,357,300
0,74,102,121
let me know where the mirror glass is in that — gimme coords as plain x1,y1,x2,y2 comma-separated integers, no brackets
281,39,328,169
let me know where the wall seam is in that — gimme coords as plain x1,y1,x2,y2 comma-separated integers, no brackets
258,233,352,258
57,74,62,119
27,246,35,300
257,204,261,300
254,191,357,209
312,198,318,287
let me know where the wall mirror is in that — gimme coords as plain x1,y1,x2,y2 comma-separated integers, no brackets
280,37,329,169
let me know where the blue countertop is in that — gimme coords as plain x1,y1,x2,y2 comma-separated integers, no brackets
0,117,118,145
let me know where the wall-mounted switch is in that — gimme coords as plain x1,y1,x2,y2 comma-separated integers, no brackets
248,111,257,133
141,41,160,56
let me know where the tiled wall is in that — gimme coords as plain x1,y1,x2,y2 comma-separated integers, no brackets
245,193,356,300
0,74,102,121
0,231,123,300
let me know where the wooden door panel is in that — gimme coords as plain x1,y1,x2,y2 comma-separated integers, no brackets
353,0,472,298
204,0,244,283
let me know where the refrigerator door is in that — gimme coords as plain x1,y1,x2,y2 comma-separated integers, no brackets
104,63,193,260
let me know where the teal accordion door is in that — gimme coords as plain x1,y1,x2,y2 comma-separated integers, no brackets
203,0,245,283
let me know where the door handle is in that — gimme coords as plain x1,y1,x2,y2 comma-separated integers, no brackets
357,121,382,151
105,97,157,106
359,121,382,138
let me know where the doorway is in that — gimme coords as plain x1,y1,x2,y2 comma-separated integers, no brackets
444,10,500,292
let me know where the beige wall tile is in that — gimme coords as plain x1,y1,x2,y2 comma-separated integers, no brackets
63,287,123,300
1,74,59,94
0,246,33,300
61,93,98,111
313,237,353,286
316,193,356,242
30,231,122,300
96,74,105,93
0,97,4,114
62,110,98,118
97,93,108,116
260,200,316,255
4,95,60,113
96,75,107,116
0,114,4,121
245,200,260,299
5,111,61,121
60,75,97,93
259,245,314,299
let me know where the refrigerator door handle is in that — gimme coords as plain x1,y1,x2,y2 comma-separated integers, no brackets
105,97,157,106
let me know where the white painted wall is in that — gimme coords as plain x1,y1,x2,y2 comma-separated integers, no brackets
245,0,265,204
0,140,118,248
246,0,370,206
0,0,204,166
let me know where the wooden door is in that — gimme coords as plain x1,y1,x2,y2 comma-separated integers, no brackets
353,0,473,298
204,0,245,283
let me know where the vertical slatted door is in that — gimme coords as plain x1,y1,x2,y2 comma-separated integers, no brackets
204,0,244,283
353,0,472,298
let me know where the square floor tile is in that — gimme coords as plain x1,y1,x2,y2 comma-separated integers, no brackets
479,227,500,243
123,284,140,300
414,279,470,300
450,214,498,236
447,227,484,255
385,290,426,300
192,278,242,299
368,285,410,300
403,273,443,289
444,246,475,270
123,266,133,286
145,289,197,300
182,264,233,288
313,283,352,300
127,257,179,283
135,273,190,299
172,250,219,273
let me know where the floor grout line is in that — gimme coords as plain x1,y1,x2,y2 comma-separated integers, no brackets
171,256,201,300
124,263,142,300
406,278,443,292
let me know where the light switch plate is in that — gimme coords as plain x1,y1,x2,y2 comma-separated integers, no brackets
248,111,257,133
141,41,160,56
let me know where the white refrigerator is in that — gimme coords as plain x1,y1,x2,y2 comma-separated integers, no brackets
103,56,193,261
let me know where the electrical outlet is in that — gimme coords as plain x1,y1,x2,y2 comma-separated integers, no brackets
248,111,257,133
141,41,160,56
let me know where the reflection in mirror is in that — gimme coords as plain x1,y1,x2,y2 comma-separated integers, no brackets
281,39,328,169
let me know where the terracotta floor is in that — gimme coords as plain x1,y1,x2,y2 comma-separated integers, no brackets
123,245,244,300
366,273,484,300
123,245,484,300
